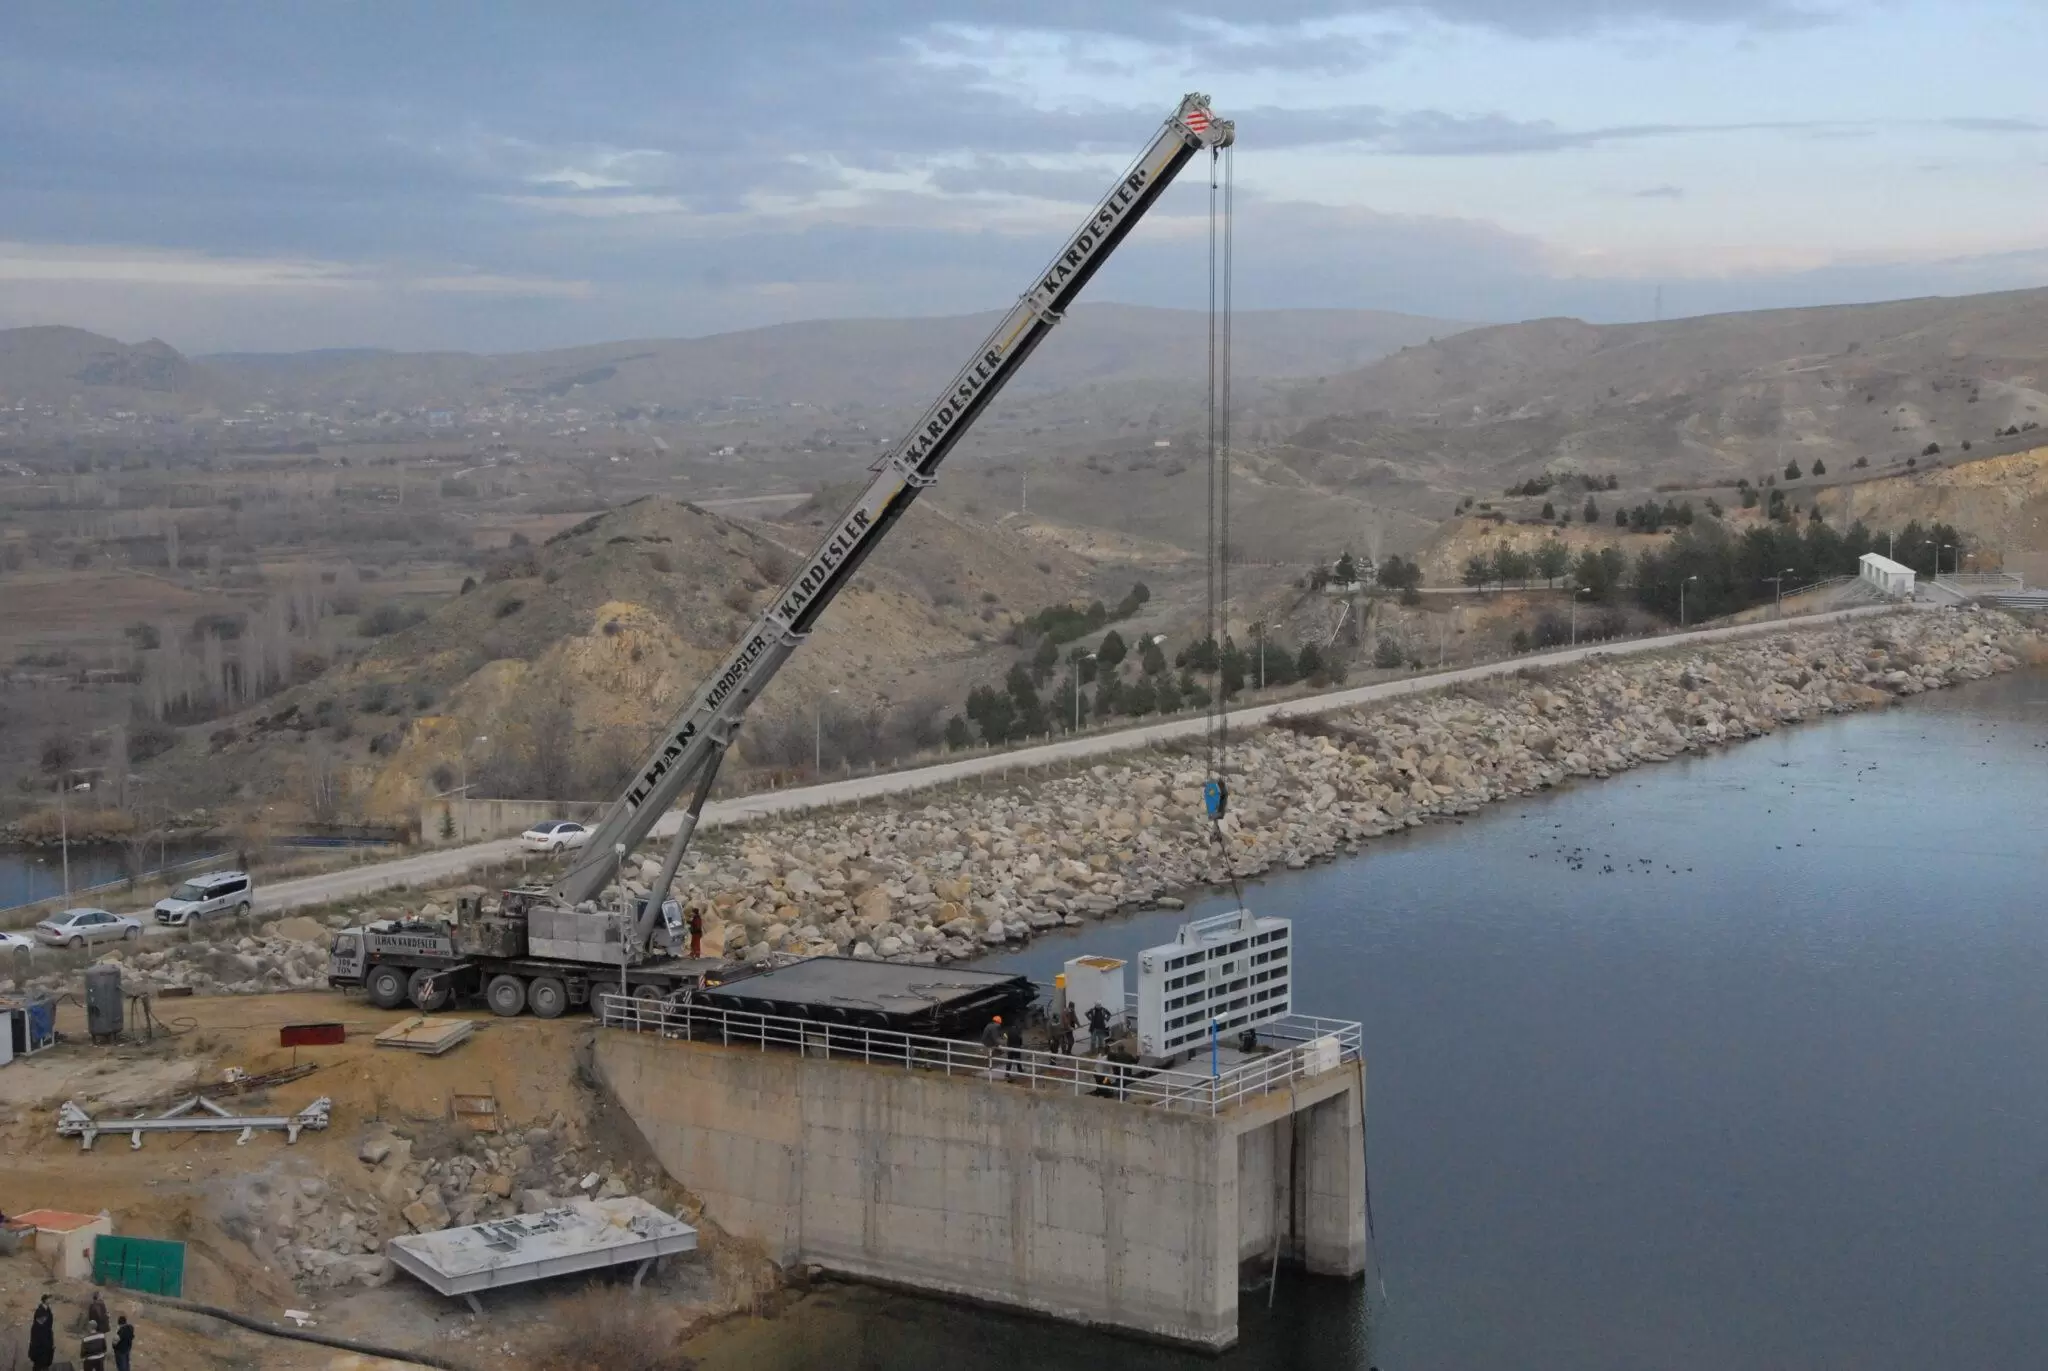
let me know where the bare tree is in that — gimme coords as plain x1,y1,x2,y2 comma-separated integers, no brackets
305,743,349,825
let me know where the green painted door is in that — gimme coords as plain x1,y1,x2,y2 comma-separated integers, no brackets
92,1234,185,1298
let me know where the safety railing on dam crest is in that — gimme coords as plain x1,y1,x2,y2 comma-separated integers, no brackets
595,992,1361,1116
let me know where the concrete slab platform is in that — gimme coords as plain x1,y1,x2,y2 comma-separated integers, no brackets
386,1197,697,1304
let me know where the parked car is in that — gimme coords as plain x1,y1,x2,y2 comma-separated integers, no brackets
152,870,254,926
520,820,591,854
35,908,142,948
1,928,34,966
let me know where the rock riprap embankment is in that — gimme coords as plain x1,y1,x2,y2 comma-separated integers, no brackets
639,608,2035,966
3,609,2030,995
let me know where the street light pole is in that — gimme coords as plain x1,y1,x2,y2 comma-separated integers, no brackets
1769,566,1795,616
58,775,70,901
1570,586,1591,646
814,689,841,773
1680,574,1698,630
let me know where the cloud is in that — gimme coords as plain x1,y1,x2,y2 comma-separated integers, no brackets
1632,184,1686,199
1938,116,2046,133
2,1,2040,352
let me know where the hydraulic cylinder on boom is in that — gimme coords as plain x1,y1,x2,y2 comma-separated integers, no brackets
494,94,1236,960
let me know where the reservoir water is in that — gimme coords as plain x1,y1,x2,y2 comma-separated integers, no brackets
0,840,223,911
688,665,2048,1371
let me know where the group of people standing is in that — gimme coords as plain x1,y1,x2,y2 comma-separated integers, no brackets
981,1000,1118,1077
27,1292,135,1371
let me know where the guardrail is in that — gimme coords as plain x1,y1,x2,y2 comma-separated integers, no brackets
595,993,1360,1116
1,849,229,916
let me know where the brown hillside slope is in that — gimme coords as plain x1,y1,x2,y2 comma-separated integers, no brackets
157,495,1095,821
0,325,224,407
1264,287,2048,509
1815,445,2048,578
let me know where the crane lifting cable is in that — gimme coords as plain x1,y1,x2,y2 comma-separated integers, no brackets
1201,141,1243,902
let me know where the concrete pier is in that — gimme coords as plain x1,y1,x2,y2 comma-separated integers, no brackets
593,1015,1367,1349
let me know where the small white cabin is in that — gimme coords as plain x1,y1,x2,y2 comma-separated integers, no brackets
1859,552,1916,598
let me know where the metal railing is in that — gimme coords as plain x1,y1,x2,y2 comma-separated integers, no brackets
596,993,1360,1116
1934,573,2025,589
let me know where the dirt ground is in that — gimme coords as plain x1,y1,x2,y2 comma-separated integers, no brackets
0,989,775,1370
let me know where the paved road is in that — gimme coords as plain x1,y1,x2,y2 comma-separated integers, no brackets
246,602,1914,916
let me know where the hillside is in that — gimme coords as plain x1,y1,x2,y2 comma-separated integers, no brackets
196,304,1462,413
1813,443,2048,581
1263,287,2048,512
0,325,220,407
152,493,1105,822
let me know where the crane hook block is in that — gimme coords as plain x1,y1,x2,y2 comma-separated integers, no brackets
1203,778,1228,820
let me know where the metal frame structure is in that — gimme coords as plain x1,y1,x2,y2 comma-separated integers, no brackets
597,992,1357,1116
57,1094,332,1150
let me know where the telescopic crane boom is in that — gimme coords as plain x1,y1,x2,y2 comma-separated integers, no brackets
549,94,1235,943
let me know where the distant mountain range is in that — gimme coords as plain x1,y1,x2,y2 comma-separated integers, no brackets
1258,285,2048,495
0,305,1467,414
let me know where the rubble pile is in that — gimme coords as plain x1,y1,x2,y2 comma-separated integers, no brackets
233,1114,673,1291
1,917,340,1002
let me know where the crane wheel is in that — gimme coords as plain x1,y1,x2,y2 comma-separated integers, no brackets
528,976,568,1020
366,965,408,1009
486,974,528,1018
408,968,451,1012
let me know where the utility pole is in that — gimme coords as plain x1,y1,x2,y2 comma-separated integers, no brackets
1680,574,1698,630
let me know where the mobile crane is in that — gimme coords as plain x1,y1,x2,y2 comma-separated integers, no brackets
329,94,1236,1018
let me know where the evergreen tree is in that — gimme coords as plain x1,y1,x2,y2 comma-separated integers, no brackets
1030,636,1058,682
1334,551,1358,583
1584,496,1600,523
1096,629,1127,670
1218,639,1247,698
1139,636,1167,676
944,715,971,749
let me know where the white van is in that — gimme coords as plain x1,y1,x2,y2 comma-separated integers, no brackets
153,870,254,926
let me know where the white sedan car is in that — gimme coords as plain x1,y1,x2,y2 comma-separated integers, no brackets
520,820,591,854
1,928,34,966
34,907,143,948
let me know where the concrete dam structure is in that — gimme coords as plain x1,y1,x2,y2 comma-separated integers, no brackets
592,998,1368,1349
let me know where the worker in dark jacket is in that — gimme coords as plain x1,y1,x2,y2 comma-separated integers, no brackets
80,1322,109,1371
27,1295,54,1370
980,1014,1006,1077
87,1290,109,1332
1086,1002,1112,1054
113,1314,135,1371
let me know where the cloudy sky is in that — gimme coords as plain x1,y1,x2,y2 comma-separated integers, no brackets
3,0,2045,352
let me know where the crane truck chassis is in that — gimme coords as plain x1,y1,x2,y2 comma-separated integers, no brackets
328,892,720,1018
326,96,1235,1019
